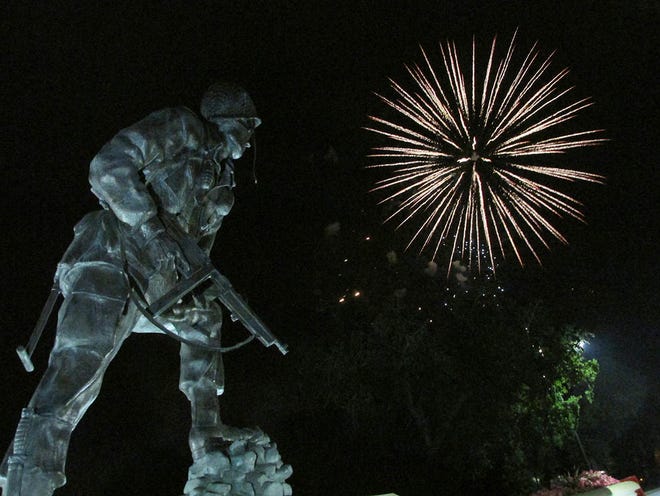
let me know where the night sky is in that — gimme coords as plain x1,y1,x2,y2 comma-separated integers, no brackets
1,1,658,494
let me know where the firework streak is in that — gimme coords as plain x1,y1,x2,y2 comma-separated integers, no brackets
367,32,606,275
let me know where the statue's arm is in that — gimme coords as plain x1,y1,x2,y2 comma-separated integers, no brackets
88,107,204,228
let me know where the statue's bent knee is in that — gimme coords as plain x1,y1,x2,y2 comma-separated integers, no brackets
58,261,128,301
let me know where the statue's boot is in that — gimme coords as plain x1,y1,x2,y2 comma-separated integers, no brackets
1,409,72,496
188,424,263,461
180,381,262,461
7,466,63,496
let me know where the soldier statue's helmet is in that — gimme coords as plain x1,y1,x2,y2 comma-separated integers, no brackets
200,82,261,128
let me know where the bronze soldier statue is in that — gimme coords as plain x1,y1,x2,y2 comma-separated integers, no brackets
1,83,288,496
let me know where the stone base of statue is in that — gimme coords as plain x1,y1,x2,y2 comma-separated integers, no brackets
182,427,292,496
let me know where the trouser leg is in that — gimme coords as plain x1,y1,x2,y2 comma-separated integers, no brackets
179,342,225,461
2,264,131,496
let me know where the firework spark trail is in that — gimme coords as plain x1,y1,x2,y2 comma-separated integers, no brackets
366,33,606,274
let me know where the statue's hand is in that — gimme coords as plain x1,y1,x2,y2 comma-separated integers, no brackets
170,296,223,338
199,186,234,234
132,217,191,274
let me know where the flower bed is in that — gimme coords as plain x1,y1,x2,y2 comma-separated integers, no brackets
531,471,645,496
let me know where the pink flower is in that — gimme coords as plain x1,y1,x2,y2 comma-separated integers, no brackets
578,470,619,488
531,470,620,496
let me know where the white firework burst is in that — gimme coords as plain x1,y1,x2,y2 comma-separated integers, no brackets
367,32,606,274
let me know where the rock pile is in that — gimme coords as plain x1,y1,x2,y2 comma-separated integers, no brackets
183,429,292,496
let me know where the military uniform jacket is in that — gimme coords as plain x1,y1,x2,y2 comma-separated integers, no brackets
57,106,234,295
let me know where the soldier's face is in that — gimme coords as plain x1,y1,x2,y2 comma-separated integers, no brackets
215,119,259,160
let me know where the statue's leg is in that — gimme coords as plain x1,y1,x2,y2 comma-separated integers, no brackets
3,264,132,496
179,342,226,461
179,344,294,496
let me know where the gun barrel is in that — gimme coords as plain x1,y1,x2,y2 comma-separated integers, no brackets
211,272,288,355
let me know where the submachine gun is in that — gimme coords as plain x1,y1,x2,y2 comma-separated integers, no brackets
146,213,288,355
